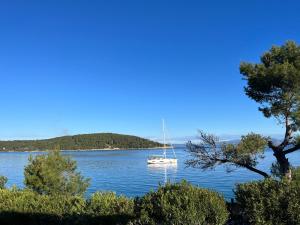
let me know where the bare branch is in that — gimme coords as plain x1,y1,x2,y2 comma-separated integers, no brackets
283,144,300,155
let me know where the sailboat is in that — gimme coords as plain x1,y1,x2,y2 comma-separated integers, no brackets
147,119,177,164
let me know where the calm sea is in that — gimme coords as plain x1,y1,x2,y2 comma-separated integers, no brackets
0,147,299,199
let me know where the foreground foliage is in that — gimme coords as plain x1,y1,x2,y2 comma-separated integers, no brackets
0,181,229,225
132,181,228,225
88,192,134,224
24,150,90,195
2,177,300,225
0,189,134,225
291,166,300,186
235,178,300,225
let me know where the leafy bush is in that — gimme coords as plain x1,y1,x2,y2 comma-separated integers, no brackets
0,180,230,225
87,192,134,224
292,166,300,186
235,178,300,225
0,189,134,225
0,176,7,189
24,150,90,195
0,188,86,225
88,192,134,216
132,180,228,225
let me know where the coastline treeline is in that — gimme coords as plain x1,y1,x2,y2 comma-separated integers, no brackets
0,133,163,151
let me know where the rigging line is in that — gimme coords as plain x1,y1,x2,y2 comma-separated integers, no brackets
162,118,167,158
164,122,177,158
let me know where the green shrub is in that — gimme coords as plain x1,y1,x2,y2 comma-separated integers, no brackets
0,176,7,189
235,178,300,225
0,189,86,215
0,188,86,225
88,192,134,216
87,192,134,224
24,150,90,196
0,188,134,225
292,166,300,186
132,180,228,225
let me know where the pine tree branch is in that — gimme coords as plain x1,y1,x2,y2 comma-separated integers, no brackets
215,158,270,178
283,144,300,155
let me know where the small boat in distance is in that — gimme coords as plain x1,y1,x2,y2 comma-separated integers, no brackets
147,119,177,164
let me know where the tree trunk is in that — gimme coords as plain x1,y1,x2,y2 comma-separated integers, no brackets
274,151,290,177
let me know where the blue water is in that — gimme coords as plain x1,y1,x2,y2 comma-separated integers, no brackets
0,147,299,199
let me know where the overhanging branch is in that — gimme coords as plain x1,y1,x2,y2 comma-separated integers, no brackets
214,158,270,178
283,144,300,155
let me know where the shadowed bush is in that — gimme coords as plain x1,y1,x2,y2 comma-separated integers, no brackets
0,189,134,225
131,180,229,225
87,192,134,224
235,178,300,225
0,176,7,189
0,188,86,225
291,166,300,186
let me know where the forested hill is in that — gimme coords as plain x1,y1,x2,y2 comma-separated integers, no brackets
0,133,164,151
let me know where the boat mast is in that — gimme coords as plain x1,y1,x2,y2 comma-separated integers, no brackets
162,118,166,158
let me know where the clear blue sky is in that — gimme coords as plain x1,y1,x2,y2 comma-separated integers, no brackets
0,0,299,141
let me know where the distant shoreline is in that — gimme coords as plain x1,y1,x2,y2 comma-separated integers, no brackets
0,132,170,153
0,146,173,153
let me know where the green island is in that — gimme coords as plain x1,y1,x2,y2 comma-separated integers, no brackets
0,133,164,152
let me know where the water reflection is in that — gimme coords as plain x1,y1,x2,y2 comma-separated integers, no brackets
147,163,178,184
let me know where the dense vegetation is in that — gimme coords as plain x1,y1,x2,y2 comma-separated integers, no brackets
234,176,300,225
0,133,163,151
0,182,228,225
0,189,134,225
132,181,228,225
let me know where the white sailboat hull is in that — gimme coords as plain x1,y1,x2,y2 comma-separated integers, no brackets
147,158,177,164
